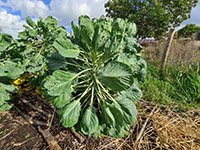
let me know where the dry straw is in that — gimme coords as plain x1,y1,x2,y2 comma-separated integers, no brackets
98,101,200,150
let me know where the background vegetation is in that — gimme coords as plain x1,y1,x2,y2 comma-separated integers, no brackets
141,40,200,110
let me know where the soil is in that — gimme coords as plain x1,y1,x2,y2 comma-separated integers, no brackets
0,111,45,150
0,92,127,150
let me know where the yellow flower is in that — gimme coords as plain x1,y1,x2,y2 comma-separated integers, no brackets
99,133,104,138
13,77,26,86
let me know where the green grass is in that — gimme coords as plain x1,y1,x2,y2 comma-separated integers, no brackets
141,63,200,110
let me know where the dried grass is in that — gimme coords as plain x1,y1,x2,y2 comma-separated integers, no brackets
142,39,200,67
151,111,200,150
98,101,200,150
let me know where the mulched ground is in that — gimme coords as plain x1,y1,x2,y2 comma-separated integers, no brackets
0,91,200,150
0,92,128,150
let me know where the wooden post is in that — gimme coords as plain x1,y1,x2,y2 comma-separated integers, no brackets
160,28,176,78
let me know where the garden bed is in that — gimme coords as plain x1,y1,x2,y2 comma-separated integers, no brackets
0,91,199,150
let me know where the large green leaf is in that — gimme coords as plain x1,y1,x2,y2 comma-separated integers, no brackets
46,52,67,71
25,53,47,73
104,124,130,138
0,82,18,111
102,102,116,127
26,16,36,28
0,88,12,111
59,100,81,127
80,107,99,136
53,33,80,58
125,37,142,53
0,83,16,92
93,29,111,51
112,18,126,34
43,16,58,30
137,58,147,83
109,102,125,129
101,101,132,137
117,53,141,73
0,34,13,45
44,70,76,107
44,70,75,96
0,103,12,111
126,22,137,36
78,15,94,40
117,53,147,83
0,61,24,79
99,61,133,91
0,33,13,53
102,101,124,129
0,88,10,102
116,97,137,124
52,87,73,108
118,84,142,102
18,31,29,40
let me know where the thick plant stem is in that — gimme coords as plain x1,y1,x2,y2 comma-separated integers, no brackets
160,28,176,79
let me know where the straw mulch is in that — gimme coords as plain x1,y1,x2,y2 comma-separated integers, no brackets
116,101,200,150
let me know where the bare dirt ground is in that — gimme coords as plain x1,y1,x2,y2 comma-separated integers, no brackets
0,92,200,150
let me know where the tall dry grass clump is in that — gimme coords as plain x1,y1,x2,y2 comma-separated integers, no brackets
142,39,200,67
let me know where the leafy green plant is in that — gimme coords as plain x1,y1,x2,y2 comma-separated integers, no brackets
0,15,146,137
142,64,200,109
0,17,67,110
43,16,146,137
0,34,18,110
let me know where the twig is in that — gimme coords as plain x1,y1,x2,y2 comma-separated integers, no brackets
116,124,137,150
99,138,121,150
13,136,37,147
38,127,62,150
135,106,158,143
71,129,85,143
0,129,15,141
14,106,46,126
47,109,56,130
